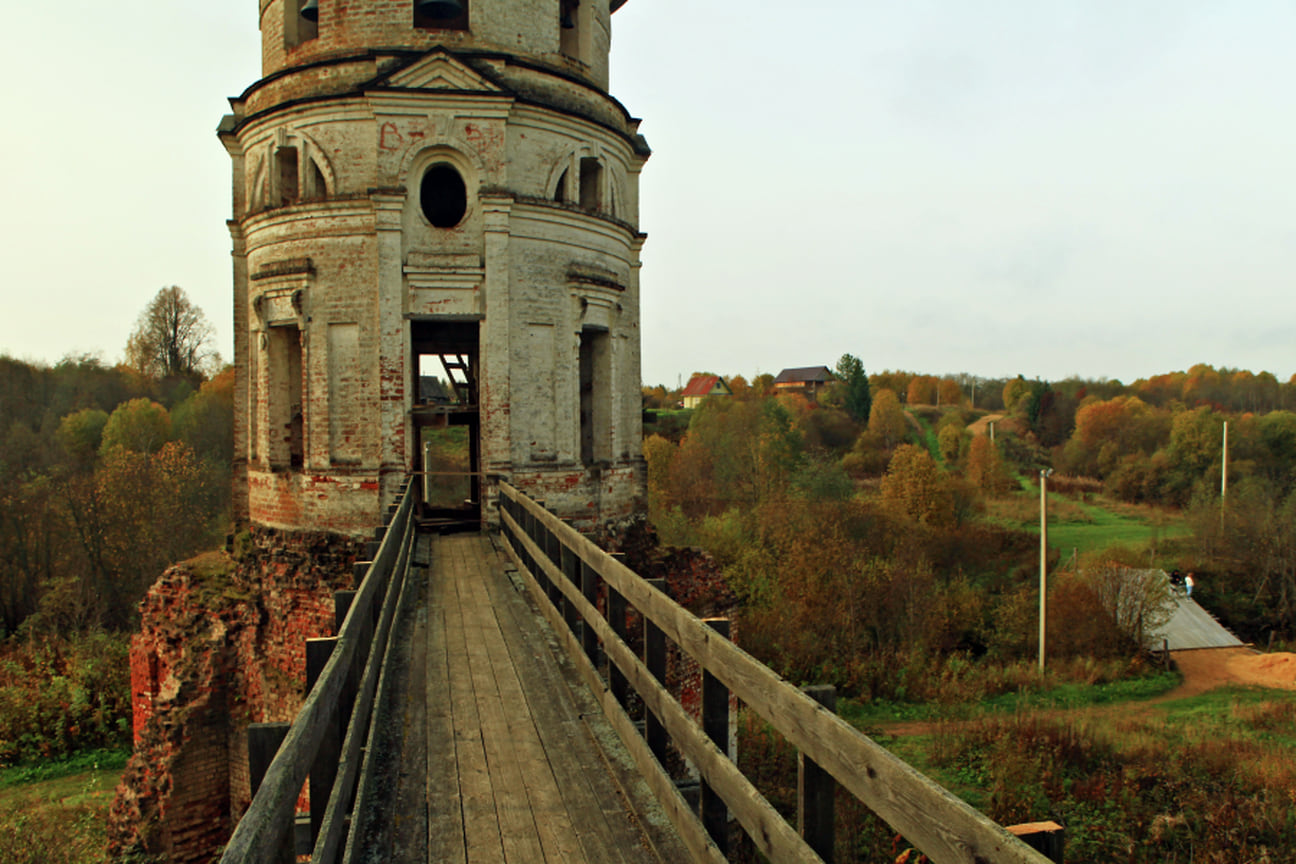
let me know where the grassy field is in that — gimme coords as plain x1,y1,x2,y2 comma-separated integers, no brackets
0,763,124,864
985,487,1189,558
873,685,1296,862
841,668,1182,728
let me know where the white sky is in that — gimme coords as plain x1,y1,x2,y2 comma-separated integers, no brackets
2,1,1293,389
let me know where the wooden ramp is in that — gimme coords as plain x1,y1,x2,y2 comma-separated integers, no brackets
349,532,688,863
1153,591,1244,651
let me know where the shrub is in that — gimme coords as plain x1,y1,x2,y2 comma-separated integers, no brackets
0,634,131,765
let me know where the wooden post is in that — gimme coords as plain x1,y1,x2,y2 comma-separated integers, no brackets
700,618,731,855
798,684,837,862
351,561,370,589
644,578,668,767
580,558,599,664
519,504,542,597
1006,821,1065,863
306,637,339,846
334,591,358,731
247,722,294,864
607,583,629,711
561,540,581,638
546,518,565,611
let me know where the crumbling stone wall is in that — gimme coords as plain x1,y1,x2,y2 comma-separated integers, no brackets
108,528,363,863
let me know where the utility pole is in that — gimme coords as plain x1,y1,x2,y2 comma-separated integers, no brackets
1039,468,1053,673
1221,420,1229,501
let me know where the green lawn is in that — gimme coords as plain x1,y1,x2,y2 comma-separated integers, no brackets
989,480,1189,557
841,670,1182,729
1046,497,1189,556
0,762,124,864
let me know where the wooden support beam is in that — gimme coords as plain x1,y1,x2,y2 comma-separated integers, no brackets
607,584,629,711
580,558,599,664
1007,821,1065,863
700,618,731,855
306,637,339,847
247,722,293,864
799,684,837,863
643,577,668,768
561,540,581,639
334,591,358,734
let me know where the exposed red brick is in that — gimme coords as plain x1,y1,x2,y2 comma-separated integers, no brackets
108,528,363,863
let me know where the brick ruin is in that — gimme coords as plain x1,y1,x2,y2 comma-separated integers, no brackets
107,529,362,862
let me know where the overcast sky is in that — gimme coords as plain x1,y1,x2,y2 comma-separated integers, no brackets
3,1,1293,389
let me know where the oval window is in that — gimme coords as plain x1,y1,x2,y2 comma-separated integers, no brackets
420,164,467,228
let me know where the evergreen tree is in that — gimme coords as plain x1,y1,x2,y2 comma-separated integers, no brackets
836,353,871,422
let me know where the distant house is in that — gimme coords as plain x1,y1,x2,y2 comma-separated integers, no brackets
681,374,732,409
773,366,835,399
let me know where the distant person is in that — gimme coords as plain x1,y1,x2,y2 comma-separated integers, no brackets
1185,573,1195,598
1170,569,1183,590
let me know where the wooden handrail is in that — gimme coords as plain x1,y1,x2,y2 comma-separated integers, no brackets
220,481,416,864
498,482,1052,864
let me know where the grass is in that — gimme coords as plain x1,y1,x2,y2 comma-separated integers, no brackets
909,412,944,466
0,747,129,788
0,755,125,864
841,669,1181,728
984,487,1189,557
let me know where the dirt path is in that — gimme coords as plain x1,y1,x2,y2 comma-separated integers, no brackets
878,647,1296,737
966,413,1003,437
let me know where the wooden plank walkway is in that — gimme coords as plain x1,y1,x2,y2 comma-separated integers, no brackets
351,532,688,863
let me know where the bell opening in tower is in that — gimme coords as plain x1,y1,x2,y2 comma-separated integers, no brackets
411,320,481,532
414,0,469,31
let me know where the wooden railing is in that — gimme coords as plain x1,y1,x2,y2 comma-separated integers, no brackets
221,479,417,864
498,482,1053,864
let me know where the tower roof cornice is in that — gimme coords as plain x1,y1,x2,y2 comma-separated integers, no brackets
227,48,648,156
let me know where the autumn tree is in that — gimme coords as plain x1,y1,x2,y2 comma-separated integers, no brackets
1064,395,1168,478
906,375,937,406
880,444,952,526
936,413,966,463
56,408,110,470
1164,406,1223,502
101,398,172,455
835,354,871,421
1002,376,1031,413
171,368,235,464
937,378,963,408
867,388,908,449
124,286,216,380
1257,411,1296,494
869,370,911,403
965,434,1012,495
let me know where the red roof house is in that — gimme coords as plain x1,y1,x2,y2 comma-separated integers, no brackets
680,374,732,409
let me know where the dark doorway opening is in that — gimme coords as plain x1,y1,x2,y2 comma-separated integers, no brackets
411,320,481,532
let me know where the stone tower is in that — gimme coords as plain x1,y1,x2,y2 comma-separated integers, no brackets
219,0,649,536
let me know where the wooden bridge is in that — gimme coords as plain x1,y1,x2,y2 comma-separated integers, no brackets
219,481,1056,864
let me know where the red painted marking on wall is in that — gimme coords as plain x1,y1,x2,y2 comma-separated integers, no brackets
379,122,403,150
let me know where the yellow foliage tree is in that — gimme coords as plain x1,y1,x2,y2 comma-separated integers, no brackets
867,389,908,448
879,444,952,526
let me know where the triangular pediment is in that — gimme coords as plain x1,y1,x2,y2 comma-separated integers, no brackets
379,51,504,93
